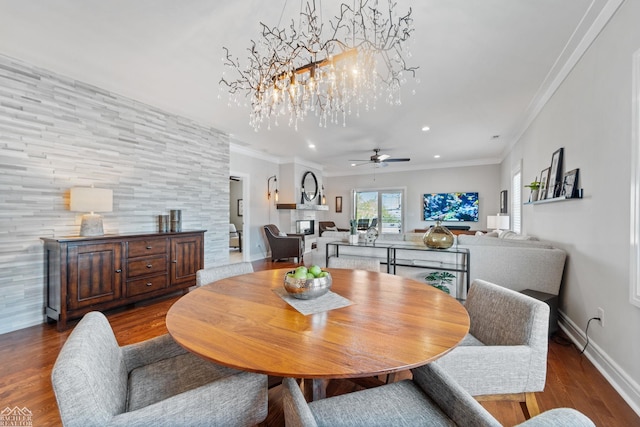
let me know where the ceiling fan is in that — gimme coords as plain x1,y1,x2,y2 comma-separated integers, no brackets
350,149,411,167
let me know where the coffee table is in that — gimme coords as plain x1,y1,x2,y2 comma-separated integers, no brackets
166,268,470,400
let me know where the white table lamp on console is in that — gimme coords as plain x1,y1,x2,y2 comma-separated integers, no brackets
71,187,113,236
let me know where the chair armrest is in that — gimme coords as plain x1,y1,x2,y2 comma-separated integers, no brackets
121,334,187,372
286,233,305,239
516,408,595,427
411,363,501,427
107,371,268,426
282,378,319,427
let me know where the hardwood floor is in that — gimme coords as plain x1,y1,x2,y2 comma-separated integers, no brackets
0,259,637,426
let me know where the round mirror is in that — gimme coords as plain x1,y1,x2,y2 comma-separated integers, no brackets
301,171,318,202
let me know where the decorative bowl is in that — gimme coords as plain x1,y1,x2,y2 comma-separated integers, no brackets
283,271,332,299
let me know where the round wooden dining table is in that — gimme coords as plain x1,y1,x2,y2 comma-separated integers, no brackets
166,267,470,400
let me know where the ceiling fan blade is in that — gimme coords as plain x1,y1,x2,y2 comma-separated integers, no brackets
351,161,371,167
382,157,411,162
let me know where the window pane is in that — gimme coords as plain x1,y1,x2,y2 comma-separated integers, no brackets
381,192,402,233
355,191,378,230
355,189,404,234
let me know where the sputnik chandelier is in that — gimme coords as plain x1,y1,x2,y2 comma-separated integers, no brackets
220,0,417,131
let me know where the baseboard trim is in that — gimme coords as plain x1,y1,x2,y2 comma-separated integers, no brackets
558,310,640,417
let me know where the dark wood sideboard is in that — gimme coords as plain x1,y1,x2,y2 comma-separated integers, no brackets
41,230,205,331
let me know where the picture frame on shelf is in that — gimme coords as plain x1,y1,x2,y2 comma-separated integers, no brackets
547,148,564,199
500,190,508,214
562,168,580,198
237,199,243,216
335,196,342,213
539,167,550,201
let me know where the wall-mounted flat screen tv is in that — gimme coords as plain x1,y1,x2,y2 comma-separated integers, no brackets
423,192,479,222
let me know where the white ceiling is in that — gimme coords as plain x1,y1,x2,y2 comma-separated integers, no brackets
0,0,618,175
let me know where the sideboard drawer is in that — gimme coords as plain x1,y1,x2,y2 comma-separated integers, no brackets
127,255,167,278
126,274,168,297
127,238,168,258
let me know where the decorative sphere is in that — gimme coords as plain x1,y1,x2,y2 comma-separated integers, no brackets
284,271,332,299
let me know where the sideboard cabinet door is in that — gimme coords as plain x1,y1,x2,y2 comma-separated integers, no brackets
67,242,122,310
170,234,203,286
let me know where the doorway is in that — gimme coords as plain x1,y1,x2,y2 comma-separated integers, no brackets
229,173,250,262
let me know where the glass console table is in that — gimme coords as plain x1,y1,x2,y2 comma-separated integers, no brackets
325,242,394,273
389,244,470,296
326,241,470,297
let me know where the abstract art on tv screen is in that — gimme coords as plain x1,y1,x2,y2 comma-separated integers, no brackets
423,192,479,222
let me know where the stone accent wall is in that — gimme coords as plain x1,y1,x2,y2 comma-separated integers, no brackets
0,54,229,334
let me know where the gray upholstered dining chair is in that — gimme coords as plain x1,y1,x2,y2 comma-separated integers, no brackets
52,311,268,427
282,362,594,427
435,279,550,419
327,256,380,272
196,261,254,287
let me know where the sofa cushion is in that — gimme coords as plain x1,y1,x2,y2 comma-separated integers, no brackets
498,230,539,241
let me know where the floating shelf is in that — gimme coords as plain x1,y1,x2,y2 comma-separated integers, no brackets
524,194,583,205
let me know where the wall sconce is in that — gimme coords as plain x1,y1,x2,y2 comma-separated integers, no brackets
70,187,113,236
321,185,326,205
267,175,278,204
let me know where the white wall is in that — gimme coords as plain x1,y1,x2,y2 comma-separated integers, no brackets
501,0,640,411
229,149,279,261
325,164,501,232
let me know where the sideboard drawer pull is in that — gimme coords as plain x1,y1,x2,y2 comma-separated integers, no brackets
115,269,122,273
146,264,153,268
146,282,153,287
146,246,152,250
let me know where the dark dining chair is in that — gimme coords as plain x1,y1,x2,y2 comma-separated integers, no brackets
264,224,304,262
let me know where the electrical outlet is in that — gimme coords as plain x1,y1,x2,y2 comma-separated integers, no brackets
596,307,604,327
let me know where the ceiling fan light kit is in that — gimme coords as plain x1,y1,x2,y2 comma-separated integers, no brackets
220,0,417,131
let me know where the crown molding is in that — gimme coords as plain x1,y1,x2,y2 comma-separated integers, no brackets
507,0,625,151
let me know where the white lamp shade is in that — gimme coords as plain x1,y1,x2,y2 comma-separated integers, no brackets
487,215,510,230
70,187,113,213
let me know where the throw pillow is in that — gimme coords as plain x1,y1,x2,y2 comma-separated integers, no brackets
325,226,338,231
278,231,287,237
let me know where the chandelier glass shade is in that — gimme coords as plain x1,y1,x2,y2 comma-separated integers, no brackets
220,0,417,131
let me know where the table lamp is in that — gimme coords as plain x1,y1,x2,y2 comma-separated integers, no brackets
487,214,510,232
71,187,113,236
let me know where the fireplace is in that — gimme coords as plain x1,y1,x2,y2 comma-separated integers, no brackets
296,220,315,235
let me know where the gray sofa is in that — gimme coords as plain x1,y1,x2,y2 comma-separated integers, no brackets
314,230,566,298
